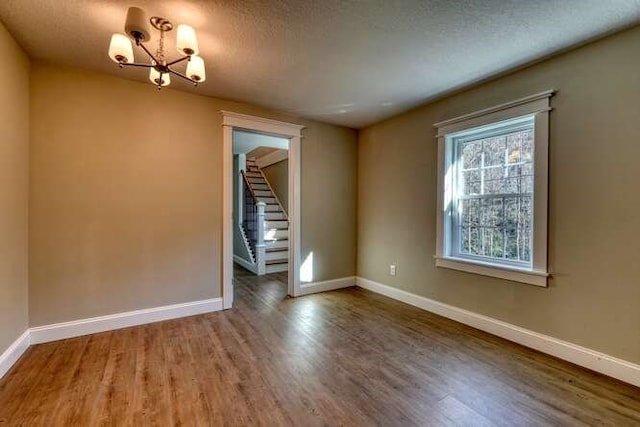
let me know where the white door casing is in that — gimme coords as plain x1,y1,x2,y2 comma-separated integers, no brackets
221,111,304,308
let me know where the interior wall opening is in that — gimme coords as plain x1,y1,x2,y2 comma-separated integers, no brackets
232,129,290,295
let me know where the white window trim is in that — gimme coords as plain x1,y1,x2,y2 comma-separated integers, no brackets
434,90,554,287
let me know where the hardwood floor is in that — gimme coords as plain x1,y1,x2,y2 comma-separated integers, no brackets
1,267,639,426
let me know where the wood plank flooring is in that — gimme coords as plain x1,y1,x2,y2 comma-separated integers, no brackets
1,266,639,425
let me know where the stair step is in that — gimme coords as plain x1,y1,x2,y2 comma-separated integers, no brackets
266,259,287,265
258,197,277,204
265,250,288,261
247,177,265,184
264,205,281,212
265,239,288,249
266,263,288,274
265,220,288,229
265,229,288,240
252,184,269,191
255,190,273,197
265,212,287,220
266,246,288,252
245,172,262,178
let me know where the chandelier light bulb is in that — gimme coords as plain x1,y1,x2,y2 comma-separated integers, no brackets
149,67,171,87
108,33,134,64
125,6,151,42
186,55,206,83
176,24,199,56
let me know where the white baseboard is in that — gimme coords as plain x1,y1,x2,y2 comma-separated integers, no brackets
299,276,355,296
233,254,257,274
0,330,30,379
356,277,640,388
30,298,223,345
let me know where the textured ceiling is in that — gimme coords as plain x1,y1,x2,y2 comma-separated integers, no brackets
2,1,640,128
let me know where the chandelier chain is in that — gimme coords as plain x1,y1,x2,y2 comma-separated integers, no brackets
157,30,165,64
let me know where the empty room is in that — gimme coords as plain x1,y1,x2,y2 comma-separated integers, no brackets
0,1,639,425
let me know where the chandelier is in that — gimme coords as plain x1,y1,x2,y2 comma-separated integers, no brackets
108,7,206,89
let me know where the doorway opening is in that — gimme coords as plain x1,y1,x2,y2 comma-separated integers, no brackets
221,112,303,309
232,130,289,276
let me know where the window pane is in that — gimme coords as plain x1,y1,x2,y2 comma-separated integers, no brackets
505,197,519,226
507,133,521,164
489,198,503,227
462,141,481,169
462,170,481,195
490,228,504,258
521,162,534,194
520,197,533,262
460,225,481,256
483,136,506,166
505,176,520,193
522,132,534,161
460,225,470,253
460,199,480,226
458,128,533,198
521,197,532,224
469,227,480,255
484,166,505,194
505,228,518,260
480,199,492,226
521,225,532,262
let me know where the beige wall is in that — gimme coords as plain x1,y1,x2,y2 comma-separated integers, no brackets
0,22,29,353
302,123,358,282
262,159,288,213
358,25,640,364
30,63,358,326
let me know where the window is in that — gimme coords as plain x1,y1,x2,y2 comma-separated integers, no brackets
451,116,534,267
434,91,553,286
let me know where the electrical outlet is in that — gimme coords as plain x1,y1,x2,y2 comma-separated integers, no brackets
389,264,396,276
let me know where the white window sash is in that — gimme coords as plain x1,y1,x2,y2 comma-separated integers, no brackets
449,118,534,268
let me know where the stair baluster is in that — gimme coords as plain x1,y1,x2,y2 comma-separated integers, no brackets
242,172,257,260
255,201,266,275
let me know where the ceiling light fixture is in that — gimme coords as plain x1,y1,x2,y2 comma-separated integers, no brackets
108,6,206,90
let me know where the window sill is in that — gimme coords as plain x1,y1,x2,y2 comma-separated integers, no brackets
435,256,549,287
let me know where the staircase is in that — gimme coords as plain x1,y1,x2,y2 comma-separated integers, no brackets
241,158,289,274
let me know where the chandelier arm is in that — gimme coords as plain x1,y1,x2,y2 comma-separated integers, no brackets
165,55,191,67
136,41,161,65
120,62,155,69
168,67,197,84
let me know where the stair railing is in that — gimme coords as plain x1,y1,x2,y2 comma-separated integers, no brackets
241,170,266,275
